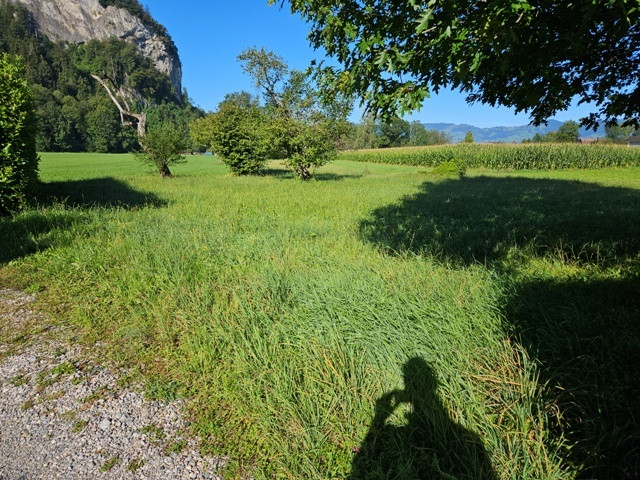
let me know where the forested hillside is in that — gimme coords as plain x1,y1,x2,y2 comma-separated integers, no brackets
0,0,201,153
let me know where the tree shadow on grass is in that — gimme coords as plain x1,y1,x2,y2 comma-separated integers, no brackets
314,172,364,181
37,177,167,209
0,178,166,265
260,167,294,178
359,176,640,265
260,168,363,181
358,176,640,478
506,276,640,479
0,211,81,264
350,357,497,480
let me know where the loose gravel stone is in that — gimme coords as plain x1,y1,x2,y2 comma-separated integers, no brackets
0,288,228,479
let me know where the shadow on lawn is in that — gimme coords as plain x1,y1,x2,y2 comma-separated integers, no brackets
350,357,497,480
358,176,640,479
359,176,640,265
0,178,166,265
260,168,363,181
37,177,166,209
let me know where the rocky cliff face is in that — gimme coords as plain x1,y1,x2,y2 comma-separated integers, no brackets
13,0,182,94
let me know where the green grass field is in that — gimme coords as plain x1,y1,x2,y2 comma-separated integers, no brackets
1,153,639,479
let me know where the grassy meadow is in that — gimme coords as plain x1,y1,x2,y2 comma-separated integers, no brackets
1,152,639,479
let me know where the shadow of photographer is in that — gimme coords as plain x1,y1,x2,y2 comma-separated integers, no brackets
350,357,497,480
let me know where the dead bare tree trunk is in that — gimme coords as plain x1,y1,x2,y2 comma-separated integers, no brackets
91,74,147,142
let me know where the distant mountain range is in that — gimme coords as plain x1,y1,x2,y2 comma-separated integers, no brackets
423,120,605,143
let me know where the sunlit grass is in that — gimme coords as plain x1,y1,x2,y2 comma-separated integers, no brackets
1,153,638,479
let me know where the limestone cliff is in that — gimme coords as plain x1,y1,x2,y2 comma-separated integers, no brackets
13,0,182,94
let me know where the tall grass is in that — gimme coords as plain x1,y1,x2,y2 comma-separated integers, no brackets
1,153,638,479
340,143,640,170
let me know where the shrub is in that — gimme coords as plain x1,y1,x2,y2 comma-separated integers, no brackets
430,158,466,177
272,115,338,180
0,53,39,216
191,95,268,175
136,120,189,177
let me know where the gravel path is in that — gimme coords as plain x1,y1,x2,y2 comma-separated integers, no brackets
0,288,226,480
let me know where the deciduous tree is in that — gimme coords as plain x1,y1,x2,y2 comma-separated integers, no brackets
191,92,269,175
275,0,640,128
238,47,350,179
136,120,189,177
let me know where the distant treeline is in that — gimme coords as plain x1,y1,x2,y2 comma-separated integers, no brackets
0,0,201,153
341,115,451,150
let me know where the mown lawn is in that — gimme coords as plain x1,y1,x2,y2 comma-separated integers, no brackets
1,153,639,479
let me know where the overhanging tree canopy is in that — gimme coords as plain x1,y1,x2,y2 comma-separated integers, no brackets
274,0,640,128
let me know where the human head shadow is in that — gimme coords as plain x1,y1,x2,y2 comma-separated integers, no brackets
359,176,640,266
37,177,167,209
1,178,166,265
350,357,497,480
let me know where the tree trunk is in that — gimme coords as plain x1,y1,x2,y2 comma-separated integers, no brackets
90,74,147,144
298,164,311,180
159,162,172,178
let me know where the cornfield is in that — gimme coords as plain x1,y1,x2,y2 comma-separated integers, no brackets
339,144,640,170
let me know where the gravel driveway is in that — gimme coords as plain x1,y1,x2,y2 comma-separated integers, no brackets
0,288,225,480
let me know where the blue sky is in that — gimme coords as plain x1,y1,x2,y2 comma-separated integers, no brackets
145,1,593,127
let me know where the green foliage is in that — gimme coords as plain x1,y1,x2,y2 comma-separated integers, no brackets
463,131,474,143
193,48,350,179
430,158,466,177
346,117,450,150
136,120,189,177
236,47,350,179
191,92,268,175
408,121,450,146
281,115,338,179
552,121,580,143
376,116,410,148
85,97,124,153
280,0,640,128
237,47,288,108
340,144,640,170
349,116,380,149
526,121,580,144
0,53,38,216
605,122,636,141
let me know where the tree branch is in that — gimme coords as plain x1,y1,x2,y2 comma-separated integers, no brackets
91,73,147,139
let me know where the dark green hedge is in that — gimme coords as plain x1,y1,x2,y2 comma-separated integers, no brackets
0,53,39,215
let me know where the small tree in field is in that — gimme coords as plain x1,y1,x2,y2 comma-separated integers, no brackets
463,131,474,143
238,47,351,180
0,54,39,216
137,121,189,177
275,114,338,180
190,92,269,175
